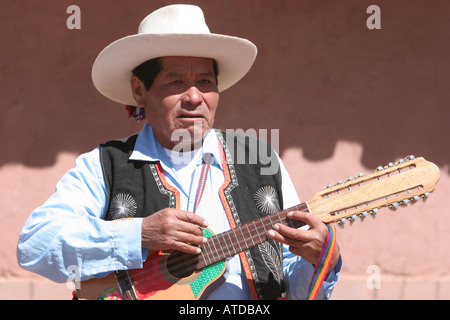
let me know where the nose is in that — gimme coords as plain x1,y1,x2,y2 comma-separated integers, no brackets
181,85,203,106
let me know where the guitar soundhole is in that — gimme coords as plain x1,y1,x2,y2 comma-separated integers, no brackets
165,250,199,279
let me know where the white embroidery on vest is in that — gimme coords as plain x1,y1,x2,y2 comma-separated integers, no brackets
258,242,284,286
109,193,137,219
254,186,280,214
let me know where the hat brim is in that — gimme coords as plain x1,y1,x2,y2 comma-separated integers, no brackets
92,33,257,106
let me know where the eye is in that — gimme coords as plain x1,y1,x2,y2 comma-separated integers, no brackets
169,80,184,85
198,77,218,86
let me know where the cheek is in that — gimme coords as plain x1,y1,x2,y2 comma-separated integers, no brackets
205,94,219,121
150,97,178,124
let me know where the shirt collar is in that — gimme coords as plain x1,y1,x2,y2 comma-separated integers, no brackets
129,122,223,169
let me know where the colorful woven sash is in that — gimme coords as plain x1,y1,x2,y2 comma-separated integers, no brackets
306,224,337,300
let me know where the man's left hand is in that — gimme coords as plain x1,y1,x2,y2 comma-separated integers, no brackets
268,211,340,269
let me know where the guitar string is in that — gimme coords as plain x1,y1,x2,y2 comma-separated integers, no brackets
129,206,301,280
129,204,307,281
129,208,309,295
128,204,308,287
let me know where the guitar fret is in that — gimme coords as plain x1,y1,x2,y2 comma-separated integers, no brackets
209,236,220,262
277,212,284,224
216,233,227,259
201,236,220,269
266,214,274,230
237,225,250,252
253,220,265,244
233,228,243,253
226,232,234,255
245,223,255,247
202,241,212,266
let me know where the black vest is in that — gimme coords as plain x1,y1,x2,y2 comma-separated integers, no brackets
100,130,285,300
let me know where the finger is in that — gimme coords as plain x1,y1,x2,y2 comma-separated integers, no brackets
267,226,308,247
267,228,286,244
272,222,312,243
287,210,323,230
268,228,318,261
172,241,203,255
176,210,209,228
157,230,207,254
174,220,205,238
174,229,208,246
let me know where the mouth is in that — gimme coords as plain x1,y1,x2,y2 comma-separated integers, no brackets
177,112,205,120
178,115,203,119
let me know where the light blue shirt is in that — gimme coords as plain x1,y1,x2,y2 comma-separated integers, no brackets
17,123,341,299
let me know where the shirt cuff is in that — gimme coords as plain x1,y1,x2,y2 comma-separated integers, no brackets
108,217,145,271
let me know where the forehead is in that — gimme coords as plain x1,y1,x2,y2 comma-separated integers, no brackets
158,56,215,77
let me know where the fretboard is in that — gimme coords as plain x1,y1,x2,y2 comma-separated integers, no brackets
196,203,308,269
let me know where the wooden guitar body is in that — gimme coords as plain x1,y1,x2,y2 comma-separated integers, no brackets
77,228,226,300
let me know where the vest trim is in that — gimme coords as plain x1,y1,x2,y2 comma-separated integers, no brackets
150,162,180,209
216,133,261,300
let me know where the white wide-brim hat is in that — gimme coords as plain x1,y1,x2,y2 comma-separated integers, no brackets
92,4,258,106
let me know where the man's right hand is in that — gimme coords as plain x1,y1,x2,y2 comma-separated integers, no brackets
141,208,208,254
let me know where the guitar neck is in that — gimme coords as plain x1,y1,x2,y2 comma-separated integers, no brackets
197,203,307,269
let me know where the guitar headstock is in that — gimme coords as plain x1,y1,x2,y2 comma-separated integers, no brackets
307,156,440,228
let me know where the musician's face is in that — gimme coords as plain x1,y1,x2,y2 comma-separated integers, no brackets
131,56,219,150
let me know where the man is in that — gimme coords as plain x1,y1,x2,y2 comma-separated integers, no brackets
17,4,341,300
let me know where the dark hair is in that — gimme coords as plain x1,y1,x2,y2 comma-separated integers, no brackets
132,57,219,91
132,58,163,91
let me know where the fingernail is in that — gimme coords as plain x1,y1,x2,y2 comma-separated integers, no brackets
268,230,275,237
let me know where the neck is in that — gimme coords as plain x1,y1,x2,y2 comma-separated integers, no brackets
157,134,206,151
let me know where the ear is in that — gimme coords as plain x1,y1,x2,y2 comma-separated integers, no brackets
130,76,147,107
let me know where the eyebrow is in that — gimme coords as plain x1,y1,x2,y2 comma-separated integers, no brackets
165,71,215,78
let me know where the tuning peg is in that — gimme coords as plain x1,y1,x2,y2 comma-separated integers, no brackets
409,195,420,203
421,192,430,201
369,208,378,218
336,218,346,229
359,211,368,221
388,202,398,210
348,214,358,225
